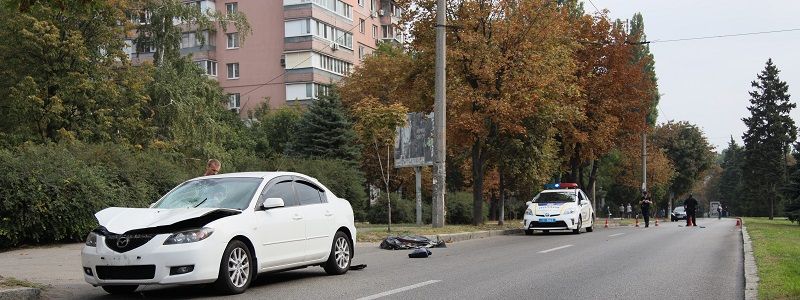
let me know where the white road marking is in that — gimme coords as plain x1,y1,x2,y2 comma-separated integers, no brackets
356,280,441,300
608,233,625,237
538,244,573,253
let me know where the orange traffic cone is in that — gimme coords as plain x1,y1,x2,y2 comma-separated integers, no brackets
654,215,659,227
604,217,609,228
736,218,741,227
687,217,693,227
635,215,640,227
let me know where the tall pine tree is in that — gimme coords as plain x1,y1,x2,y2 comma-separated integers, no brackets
741,59,797,219
718,137,744,215
291,86,361,161
781,143,800,225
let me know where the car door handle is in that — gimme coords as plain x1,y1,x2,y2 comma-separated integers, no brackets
292,215,303,220
324,211,334,217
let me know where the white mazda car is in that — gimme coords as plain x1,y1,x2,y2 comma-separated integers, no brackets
523,183,594,235
81,172,356,295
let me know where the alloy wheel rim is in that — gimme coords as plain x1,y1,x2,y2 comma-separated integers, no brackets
227,247,250,288
334,237,350,269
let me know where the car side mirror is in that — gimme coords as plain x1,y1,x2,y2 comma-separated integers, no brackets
581,200,590,206
261,198,285,210
526,201,532,207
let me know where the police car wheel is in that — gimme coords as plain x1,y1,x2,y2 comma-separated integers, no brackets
573,217,582,234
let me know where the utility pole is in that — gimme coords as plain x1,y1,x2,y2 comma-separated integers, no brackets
642,131,647,193
432,0,447,228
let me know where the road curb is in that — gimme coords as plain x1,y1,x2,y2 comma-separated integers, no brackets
0,287,41,300
741,221,759,300
425,229,523,243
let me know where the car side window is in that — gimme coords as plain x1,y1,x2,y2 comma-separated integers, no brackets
577,192,584,201
294,180,323,206
262,180,299,207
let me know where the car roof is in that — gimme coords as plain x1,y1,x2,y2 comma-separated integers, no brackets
540,189,579,193
195,172,314,181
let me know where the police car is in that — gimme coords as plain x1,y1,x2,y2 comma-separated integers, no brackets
523,183,594,235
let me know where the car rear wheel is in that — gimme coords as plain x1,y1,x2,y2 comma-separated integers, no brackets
101,285,138,294
323,231,352,275
573,216,582,234
214,240,253,295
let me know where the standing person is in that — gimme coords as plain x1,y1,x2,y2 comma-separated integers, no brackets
204,159,221,176
640,191,653,227
626,203,633,219
684,194,699,226
717,205,723,220
619,204,625,219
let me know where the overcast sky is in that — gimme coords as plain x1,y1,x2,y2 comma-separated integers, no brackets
592,0,800,151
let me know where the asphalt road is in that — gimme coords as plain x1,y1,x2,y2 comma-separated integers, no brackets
26,218,743,299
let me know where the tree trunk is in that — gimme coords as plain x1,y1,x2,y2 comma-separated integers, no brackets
489,191,498,221
472,140,485,226
499,171,506,225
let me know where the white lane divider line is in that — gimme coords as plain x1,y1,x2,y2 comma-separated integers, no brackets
356,280,441,300
538,244,573,254
608,233,625,237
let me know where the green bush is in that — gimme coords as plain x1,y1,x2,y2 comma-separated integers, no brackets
446,192,489,224
367,193,416,224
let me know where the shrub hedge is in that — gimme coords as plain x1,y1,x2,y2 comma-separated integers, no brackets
0,143,368,249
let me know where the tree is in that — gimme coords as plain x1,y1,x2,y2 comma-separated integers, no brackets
628,13,660,125
742,59,797,218
248,104,303,156
652,121,715,205
406,0,579,225
0,0,154,145
717,137,745,215
291,87,361,161
783,144,800,225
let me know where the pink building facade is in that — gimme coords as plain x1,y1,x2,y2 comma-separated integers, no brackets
127,0,404,118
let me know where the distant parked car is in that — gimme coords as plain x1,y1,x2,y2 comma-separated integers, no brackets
82,172,356,295
671,206,687,222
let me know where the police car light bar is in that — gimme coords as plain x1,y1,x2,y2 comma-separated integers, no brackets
544,183,579,189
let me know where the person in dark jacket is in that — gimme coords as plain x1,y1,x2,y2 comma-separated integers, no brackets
684,194,699,226
640,191,653,227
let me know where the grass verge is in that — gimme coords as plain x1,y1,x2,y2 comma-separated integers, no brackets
743,217,800,300
355,221,524,242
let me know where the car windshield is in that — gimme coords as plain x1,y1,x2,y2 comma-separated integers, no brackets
533,191,576,203
153,177,262,210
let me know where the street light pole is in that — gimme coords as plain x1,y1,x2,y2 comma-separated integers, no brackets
432,0,447,228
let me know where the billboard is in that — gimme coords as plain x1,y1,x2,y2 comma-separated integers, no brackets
394,112,435,168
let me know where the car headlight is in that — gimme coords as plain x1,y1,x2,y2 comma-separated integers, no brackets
164,228,214,245
525,208,533,216
563,208,576,215
85,232,98,247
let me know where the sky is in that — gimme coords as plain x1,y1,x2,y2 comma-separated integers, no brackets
591,0,800,151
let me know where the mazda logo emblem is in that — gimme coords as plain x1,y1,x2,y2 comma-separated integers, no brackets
545,213,550,217
116,236,130,248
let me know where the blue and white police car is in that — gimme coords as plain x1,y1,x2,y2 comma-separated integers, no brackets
523,183,594,235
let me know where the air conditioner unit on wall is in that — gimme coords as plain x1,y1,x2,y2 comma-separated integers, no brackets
370,10,377,18
378,9,384,16
330,43,338,51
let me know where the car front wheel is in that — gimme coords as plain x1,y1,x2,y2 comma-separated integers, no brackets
101,285,138,294
573,216,582,234
323,231,352,275
214,240,253,294
586,214,594,232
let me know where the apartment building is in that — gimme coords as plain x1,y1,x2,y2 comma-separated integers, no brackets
125,0,404,117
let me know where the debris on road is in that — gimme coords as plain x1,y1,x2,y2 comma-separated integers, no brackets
408,247,432,258
379,235,446,250
349,264,367,270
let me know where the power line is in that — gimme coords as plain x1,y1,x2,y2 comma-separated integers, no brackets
649,28,800,43
586,0,602,15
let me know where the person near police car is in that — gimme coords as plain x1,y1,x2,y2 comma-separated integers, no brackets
683,194,699,226
640,191,653,227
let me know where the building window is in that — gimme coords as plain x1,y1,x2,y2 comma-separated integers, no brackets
227,32,239,49
311,0,352,19
372,25,377,38
370,0,375,11
226,2,237,13
227,63,239,79
382,25,392,39
196,60,217,76
228,93,241,110
359,18,365,34
358,0,364,7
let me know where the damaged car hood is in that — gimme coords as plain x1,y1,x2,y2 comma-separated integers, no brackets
95,207,241,234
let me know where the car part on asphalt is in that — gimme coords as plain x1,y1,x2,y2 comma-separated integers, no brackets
379,235,446,250
349,264,367,270
408,247,432,258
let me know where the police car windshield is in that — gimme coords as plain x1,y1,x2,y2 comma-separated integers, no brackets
534,192,576,203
